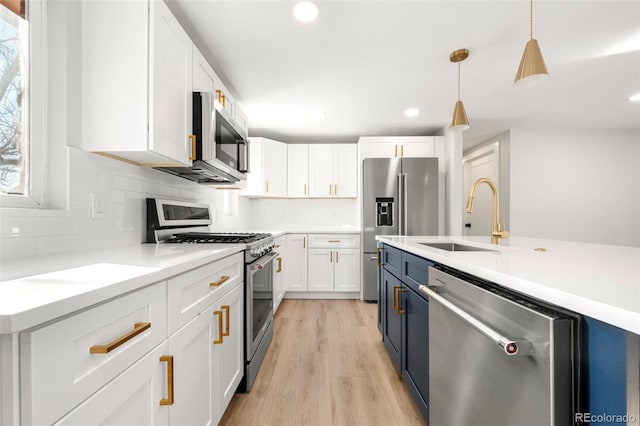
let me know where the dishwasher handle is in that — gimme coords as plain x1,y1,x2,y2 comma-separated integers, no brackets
419,285,533,356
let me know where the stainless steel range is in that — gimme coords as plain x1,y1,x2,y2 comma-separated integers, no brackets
146,198,274,392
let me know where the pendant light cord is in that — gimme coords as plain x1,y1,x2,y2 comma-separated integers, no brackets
530,0,534,40
457,62,461,101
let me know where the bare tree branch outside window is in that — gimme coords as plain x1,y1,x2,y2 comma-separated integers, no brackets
0,1,28,195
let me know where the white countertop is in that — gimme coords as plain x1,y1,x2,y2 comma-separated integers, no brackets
377,235,640,334
0,244,245,334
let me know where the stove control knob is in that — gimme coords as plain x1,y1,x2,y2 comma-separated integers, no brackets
251,249,260,257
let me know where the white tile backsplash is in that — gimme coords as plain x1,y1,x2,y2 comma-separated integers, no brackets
0,147,250,260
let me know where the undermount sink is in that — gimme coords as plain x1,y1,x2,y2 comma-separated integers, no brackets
419,242,496,252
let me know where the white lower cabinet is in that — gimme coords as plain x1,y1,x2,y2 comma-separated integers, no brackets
19,253,245,426
273,235,287,312
55,343,169,426
308,248,360,292
284,234,308,292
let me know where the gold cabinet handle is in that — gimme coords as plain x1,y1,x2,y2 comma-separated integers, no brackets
376,248,381,266
392,285,398,313
213,311,224,344
216,89,222,103
89,322,151,354
189,135,196,161
159,355,174,406
220,94,226,108
394,144,398,158
401,144,404,157
328,240,341,243
221,305,230,337
304,183,307,195
329,184,332,195
336,251,339,263
329,251,333,263
210,275,230,287
334,183,337,195
394,287,406,314
276,257,282,273
303,237,306,248
266,181,269,193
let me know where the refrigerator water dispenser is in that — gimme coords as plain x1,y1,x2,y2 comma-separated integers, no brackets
376,198,394,227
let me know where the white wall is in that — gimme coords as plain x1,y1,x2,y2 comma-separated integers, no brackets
510,128,640,247
247,198,359,231
0,148,250,260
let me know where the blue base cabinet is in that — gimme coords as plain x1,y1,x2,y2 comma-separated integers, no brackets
379,244,433,421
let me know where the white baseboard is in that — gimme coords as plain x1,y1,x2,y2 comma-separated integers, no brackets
284,292,360,300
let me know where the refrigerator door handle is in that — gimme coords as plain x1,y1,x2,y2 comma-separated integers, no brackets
398,174,403,235
403,173,408,235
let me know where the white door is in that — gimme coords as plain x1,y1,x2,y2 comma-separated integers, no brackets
463,143,499,237
213,284,244,424
308,145,333,197
263,139,288,197
150,0,193,165
168,311,215,426
332,144,357,197
284,234,308,292
287,144,309,197
54,344,169,426
307,249,334,291
400,137,435,158
192,46,215,93
333,249,360,292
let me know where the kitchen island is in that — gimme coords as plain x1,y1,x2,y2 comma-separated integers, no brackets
377,235,640,425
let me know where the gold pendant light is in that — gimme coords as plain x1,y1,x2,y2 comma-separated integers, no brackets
449,48,470,132
514,0,549,87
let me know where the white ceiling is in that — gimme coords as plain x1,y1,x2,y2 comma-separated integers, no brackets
167,1,640,148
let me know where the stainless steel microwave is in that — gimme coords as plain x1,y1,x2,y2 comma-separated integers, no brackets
154,92,249,184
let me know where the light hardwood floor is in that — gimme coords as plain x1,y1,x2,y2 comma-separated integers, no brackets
220,299,426,426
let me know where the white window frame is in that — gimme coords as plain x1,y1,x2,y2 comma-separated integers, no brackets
0,0,47,209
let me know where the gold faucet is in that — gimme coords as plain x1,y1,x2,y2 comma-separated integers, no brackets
466,178,509,245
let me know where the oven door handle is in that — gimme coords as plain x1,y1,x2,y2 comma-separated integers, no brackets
250,252,279,271
419,285,533,357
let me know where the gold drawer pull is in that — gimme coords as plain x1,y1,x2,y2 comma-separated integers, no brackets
376,248,381,266
159,355,174,406
303,237,306,248
222,305,230,337
214,310,224,344
336,251,339,263
89,322,151,354
328,240,341,243
210,275,230,287
276,257,282,273
304,183,307,195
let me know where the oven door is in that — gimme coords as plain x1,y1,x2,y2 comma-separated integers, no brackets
246,252,276,361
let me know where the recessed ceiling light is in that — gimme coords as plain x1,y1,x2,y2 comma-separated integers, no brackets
630,93,640,102
293,2,319,23
404,108,420,118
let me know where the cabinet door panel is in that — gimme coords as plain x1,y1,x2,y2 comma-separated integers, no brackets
55,343,169,426
214,283,244,423
359,137,398,159
382,269,402,372
168,310,214,426
402,287,429,420
284,234,308,292
193,45,216,93
307,249,333,291
150,0,192,165
287,144,309,197
332,144,357,197
263,139,288,196
399,137,435,158
334,249,360,292
308,145,333,197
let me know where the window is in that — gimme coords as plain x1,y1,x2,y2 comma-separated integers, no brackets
0,0,45,208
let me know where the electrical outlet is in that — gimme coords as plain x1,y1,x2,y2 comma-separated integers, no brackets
91,192,106,219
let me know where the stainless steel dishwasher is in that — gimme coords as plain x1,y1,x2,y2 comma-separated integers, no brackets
421,267,579,426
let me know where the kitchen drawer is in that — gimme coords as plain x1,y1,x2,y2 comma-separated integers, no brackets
20,282,167,426
382,244,402,279
401,251,435,294
168,252,243,335
307,233,360,248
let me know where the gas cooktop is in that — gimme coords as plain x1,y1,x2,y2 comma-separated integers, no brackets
164,232,272,244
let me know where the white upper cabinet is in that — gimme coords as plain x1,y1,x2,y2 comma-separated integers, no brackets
308,144,357,198
244,138,288,197
193,46,216,93
287,144,309,197
81,0,193,166
359,136,440,159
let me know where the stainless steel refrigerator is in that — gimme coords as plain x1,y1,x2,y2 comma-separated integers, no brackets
362,157,439,301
